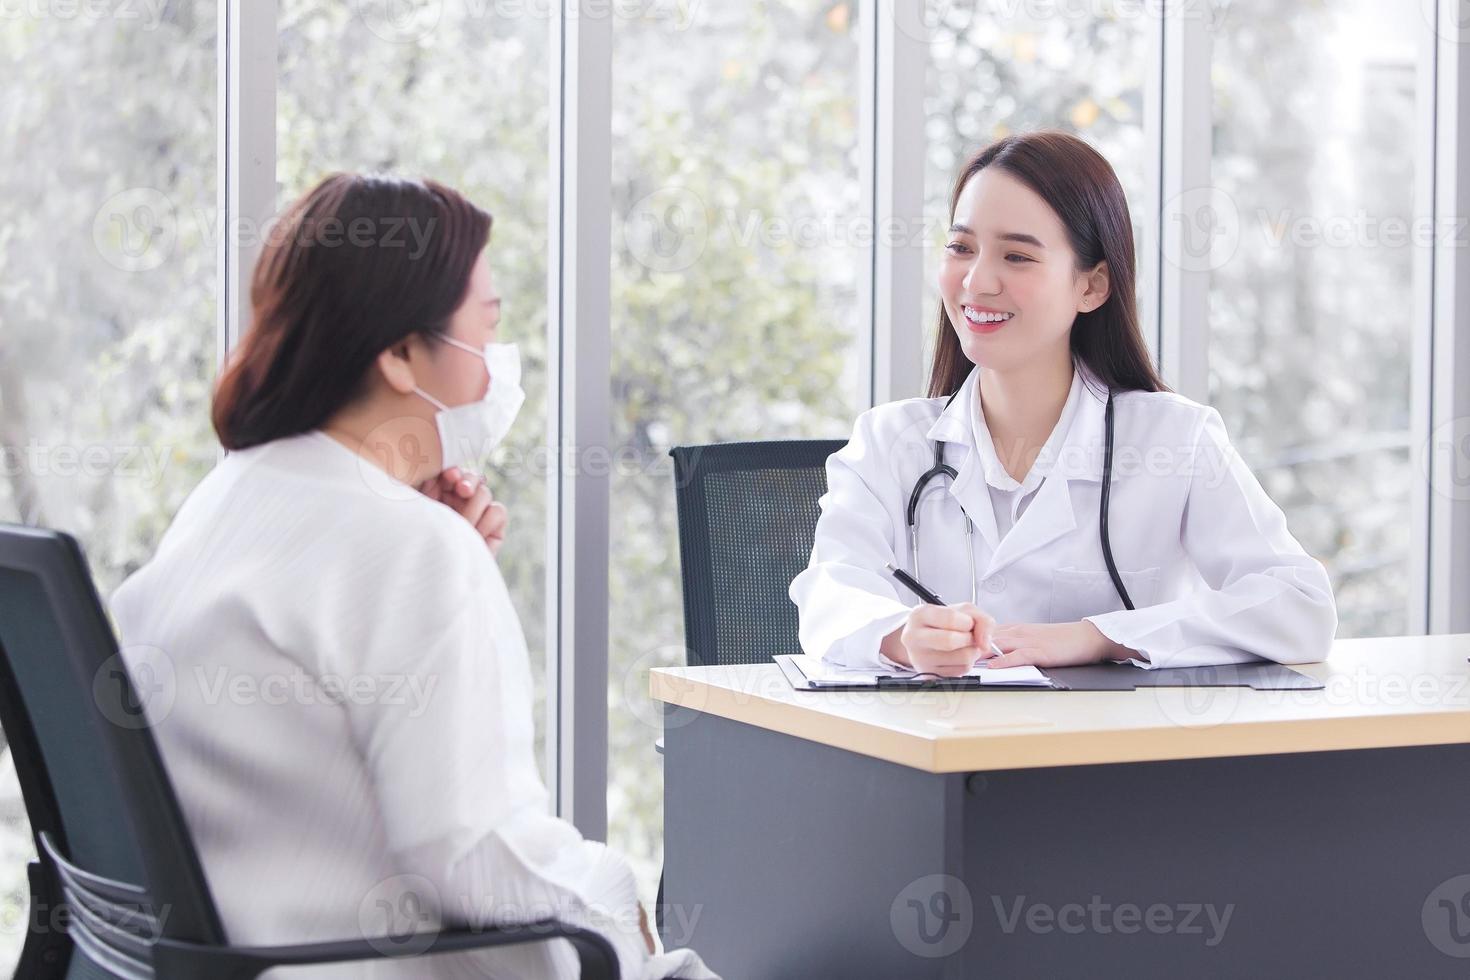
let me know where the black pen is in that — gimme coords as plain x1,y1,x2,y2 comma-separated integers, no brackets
883,562,1006,659
885,562,943,604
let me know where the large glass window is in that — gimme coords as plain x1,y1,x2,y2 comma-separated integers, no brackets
608,0,867,904
0,2,1445,966
277,0,553,771
923,4,1151,380
1208,0,1420,636
0,2,218,968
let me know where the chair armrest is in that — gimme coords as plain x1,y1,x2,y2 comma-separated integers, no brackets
150,919,620,980
16,859,68,979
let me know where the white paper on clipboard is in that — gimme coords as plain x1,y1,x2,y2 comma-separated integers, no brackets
783,653,1052,688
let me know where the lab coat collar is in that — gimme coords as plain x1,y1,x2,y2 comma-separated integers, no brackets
922,361,1113,577
923,366,977,447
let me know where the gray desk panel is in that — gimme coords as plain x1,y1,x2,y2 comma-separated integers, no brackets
662,704,1470,978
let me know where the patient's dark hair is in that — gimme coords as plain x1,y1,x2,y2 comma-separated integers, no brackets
212,173,493,451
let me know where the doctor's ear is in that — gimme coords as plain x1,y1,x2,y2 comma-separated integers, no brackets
1077,260,1110,313
375,340,421,396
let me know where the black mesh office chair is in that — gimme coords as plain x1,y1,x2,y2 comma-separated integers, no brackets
657,440,843,938
0,522,620,979
668,440,846,666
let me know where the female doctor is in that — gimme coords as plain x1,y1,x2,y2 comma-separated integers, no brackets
789,130,1337,677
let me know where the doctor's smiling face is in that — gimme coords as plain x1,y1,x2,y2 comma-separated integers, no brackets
939,166,1110,374
925,130,1162,403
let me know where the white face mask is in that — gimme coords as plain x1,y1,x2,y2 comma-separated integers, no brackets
412,335,525,472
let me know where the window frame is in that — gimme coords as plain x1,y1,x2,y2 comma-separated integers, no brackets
546,0,613,839
1425,0,1470,633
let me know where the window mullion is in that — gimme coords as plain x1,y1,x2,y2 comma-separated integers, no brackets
862,0,928,406
219,0,277,364
547,0,613,840
1426,0,1470,633
1156,6,1211,401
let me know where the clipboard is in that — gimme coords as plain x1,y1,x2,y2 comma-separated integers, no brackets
775,654,1061,691
775,654,1324,692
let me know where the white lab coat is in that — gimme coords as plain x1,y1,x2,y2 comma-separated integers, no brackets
789,363,1338,671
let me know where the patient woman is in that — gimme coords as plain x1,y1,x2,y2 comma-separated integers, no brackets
110,173,717,980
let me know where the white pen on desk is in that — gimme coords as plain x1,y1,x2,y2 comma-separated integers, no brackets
883,562,1007,661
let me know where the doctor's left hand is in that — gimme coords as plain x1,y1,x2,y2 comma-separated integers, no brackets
417,466,509,556
983,621,1139,668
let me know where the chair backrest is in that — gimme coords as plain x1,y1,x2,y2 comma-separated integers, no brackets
669,440,844,667
0,523,227,977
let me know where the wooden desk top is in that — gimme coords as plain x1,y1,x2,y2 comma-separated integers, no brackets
649,635,1470,773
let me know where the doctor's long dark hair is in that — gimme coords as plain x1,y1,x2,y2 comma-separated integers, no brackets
927,130,1168,398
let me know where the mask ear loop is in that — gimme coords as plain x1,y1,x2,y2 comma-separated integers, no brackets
411,387,450,412
414,331,491,409
430,332,484,357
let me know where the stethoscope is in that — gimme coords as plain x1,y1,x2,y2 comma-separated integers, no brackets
905,383,1135,611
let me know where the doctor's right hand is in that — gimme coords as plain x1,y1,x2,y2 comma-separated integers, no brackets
893,603,996,677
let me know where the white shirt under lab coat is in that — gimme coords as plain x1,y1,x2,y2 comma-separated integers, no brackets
978,357,1085,543
110,430,717,980
789,363,1338,672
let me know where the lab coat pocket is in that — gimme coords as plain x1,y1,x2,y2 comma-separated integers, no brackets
1048,566,1161,623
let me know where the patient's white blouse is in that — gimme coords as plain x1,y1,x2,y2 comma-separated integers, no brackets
110,430,716,980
